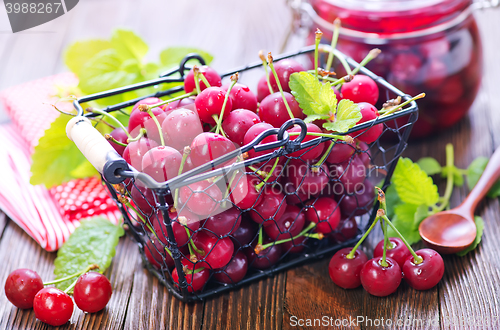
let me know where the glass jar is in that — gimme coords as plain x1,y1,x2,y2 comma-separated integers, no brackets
293,0,498,138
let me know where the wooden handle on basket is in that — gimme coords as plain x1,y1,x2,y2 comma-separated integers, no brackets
66,116,129,183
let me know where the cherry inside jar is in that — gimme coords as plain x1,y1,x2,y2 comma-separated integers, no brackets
305,0,484,138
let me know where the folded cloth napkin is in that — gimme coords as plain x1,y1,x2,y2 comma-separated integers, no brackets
0,73,121,251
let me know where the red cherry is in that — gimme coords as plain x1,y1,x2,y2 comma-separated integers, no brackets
403,249,444,291
350,102,383,144
163,97,195,112
128,106,166,145
339,179,376,217
325,140,356,164
222,109,261,146
249,186,287,226
143,237,175,269
123,138,159,171
184,65,222,93
341,75,379,105
269,59,305,93
328,247,368,289
192,231,234,269
330,217,358,243
73,272,112,313
162,109,203,151
141,146,182,183
257,75,272,102
222,83,258,112
229,173,263,210
152,209,200,247
231,217,258,248
373,237,412,269
130,184,156,216
330,157,367,194
245,238,282,270
195,87,233,124
360,257,402,297
202,207,242,237
288,123,325,160
179,180,222,217
4,269,44,309
264,204,305,241
287,160,330,199
214,251,248,284
190,132,237,169
33,287,74,326
305,197,341,234
259,92,304,128
172,258,210,293
107,128,128,156
243,123,278,160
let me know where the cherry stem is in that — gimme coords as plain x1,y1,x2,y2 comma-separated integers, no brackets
193,66,202,94
267,52,294,120
105,134,128,147
351,48,381,76
258,226,263,246
127,128,147,143
89,108,132,139
198,73,212,90
222,170,239,209
248,166,269,178
255,157,280,191
379,93,426,117
346,216,380,259
120,196,156,234
314,29,323,80
43,264,99,286
260,222,316,251
332,74,353,87
288,131,347,140
174,147,191,210
382,215,423,264
325,18,341,72
143,91,196,110
259,50,274,95
185,226,205,256
380,217,389,267
63,278,79,294
216,73,238,135
139,106,165,146
435,143,454,212
211,114,227,138
376,186,387,213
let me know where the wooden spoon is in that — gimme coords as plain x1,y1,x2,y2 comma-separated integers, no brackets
419,147,500,254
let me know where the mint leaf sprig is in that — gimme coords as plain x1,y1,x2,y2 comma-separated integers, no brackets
387,144,487,256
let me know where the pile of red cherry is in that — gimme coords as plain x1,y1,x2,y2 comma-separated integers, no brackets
329,194,445,296
4,267,112,326
101,49,406,294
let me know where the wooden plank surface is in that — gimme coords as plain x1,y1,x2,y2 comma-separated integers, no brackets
1,1,500,329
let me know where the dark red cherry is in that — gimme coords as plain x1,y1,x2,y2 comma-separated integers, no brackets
190,132,237,169
288,123,325,160
243,122,278,161
202,207,242,237
172,258,210,293
141,146,182,183
214,251,248,284
246,238,282,270
195,87,233,124
339,179,376,217
130,184,156,216
341,75,379,105
360,257,402,297
330,157,366,194
193,231,234,269
4,269,44,309
107,128,128,156
328,247,368,289
222,109,261,146
257,75,272,102
184,65,222,93
325,140,356,164
222,83,258,112
259,92,304,128
269,59,305,93
152,209,200,247
249,186,287,226
402,249,444,291
330,217,358,243
143,237,175,269
374,237,412,269
33,288,73,326
305,197,341,234
350,102,383,144
264,204,305,241
229,173,263,210
162,109,203,151
287,160,329,199
231,217,258,248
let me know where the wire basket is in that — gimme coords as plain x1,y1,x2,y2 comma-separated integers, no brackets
69,45,418,302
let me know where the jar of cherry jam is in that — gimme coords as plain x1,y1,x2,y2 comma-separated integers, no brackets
293,0,499,138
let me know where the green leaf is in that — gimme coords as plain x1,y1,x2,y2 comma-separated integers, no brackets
289,72,334,116
392,158,439,206
414,204,429,226
417,157,442,175
456,216,484,256
53,217,124,290
467,157,488,190
326,99,361,133
388,203,422,245
304,114,329,124
30,114,92,188
64,39,112,76
78,49,143,103
160,47,214,67
110,29,148,61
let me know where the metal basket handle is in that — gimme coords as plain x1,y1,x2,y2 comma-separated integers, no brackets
66,116,129,184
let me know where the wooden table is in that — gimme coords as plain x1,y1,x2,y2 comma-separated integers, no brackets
1,1,499,329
